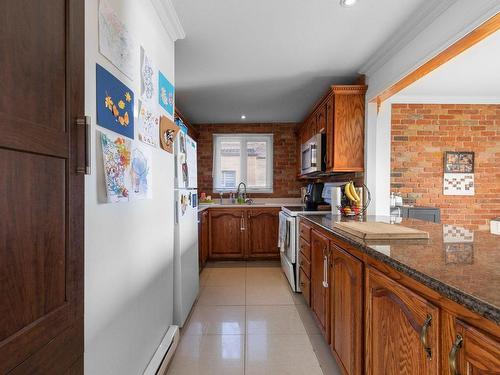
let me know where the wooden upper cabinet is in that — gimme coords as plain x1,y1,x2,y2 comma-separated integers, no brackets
325,95,335,170
246,208,280,259
448,320,500,375
328,85,366,172
330,244,363,375
298,85,366,175
316,104,327,133
366,267,440,375
310,229,331,341
209,209,245,258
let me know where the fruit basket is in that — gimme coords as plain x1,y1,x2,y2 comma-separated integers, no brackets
337,181,371,217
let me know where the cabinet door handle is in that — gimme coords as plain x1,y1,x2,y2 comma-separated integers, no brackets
322,254,329,288
448,334,463,375
240,215,244,231
420,314,432,359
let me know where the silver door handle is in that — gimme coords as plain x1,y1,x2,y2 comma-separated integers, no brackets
322,254,329,288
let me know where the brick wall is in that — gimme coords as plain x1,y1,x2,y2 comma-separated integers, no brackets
195,122,302,198
391,104,500,231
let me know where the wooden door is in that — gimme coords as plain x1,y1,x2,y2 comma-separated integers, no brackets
209,209,245,259
325,94,334,171
311,230,331,341
365,267,440,375
245,208,280,259
0,0,85,373
448,320,500,375
331,244,363,375
316,103,327,133
332,89,365,172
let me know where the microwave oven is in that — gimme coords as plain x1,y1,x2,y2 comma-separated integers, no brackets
301,133,326,175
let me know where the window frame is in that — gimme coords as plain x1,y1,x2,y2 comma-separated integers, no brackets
213,133,274,193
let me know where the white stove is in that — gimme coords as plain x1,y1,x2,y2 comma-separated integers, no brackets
279,205,330,292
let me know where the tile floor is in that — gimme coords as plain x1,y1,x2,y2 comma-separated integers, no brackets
167,262,342,375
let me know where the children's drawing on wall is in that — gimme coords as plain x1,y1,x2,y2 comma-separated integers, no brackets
178,131,189,187
140,46,157,104
137,100,159,147
158,71,174,115
130,144,153,200
159,115,180,153
96,64,135,139
98,0,138,80
100,131,131,203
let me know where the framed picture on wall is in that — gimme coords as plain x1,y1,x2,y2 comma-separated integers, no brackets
444,151,474,173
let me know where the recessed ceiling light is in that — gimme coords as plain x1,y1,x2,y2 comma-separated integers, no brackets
340,0,357,7
241,115,246,120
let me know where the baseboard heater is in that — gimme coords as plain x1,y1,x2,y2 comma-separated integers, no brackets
143,325,180,375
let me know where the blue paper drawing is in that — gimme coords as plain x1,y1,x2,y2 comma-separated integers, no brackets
158,71,174,115
96,63,135,139
130,144,153,200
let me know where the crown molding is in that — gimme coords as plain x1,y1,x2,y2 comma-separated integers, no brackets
359,0,455,76
150,0,185,41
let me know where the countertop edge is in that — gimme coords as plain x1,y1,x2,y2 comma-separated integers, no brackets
299,215,500,326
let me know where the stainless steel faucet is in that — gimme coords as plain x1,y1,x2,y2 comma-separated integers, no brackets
236,182,247,203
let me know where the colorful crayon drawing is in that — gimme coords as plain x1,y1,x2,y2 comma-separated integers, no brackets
100,131,131,203
159,115,180,153
158,71,174,115
96,64,135,139
137,100,159,147
140,46,157,104
130,144,153,200
98,0,138,79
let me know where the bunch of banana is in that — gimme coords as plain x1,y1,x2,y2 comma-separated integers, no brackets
344,181,361,205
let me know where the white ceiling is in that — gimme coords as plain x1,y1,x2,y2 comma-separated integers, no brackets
396,30,500,100
172,0,431,124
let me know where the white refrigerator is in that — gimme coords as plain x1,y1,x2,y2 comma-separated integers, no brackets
173,131,199,327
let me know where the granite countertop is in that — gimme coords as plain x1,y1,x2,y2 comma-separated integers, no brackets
198,198,302,212
299,214,500,325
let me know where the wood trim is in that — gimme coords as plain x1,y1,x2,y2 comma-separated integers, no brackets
372,12,500,103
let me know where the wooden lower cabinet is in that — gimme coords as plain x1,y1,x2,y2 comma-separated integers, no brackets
246,208,280,259
299,267,311,306
451,320,500,374
365,267,440,375
207,207,279,260
304,221,500,375
209,209,245,259
311,229,331,340
330,243,363,375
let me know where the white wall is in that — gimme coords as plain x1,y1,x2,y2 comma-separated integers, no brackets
364,0,500,101
364,102,391,216
363,2,500,215
84,1,176,374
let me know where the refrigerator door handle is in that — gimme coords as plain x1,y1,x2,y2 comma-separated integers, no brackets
175,201,179,224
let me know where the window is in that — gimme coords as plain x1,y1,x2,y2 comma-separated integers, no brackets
213,134,273,193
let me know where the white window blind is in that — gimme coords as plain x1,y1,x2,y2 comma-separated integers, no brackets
213,134,273,193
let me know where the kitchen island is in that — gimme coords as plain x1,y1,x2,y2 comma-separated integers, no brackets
297,214,500,375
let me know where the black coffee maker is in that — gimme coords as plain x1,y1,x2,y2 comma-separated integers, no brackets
304,182,325,211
